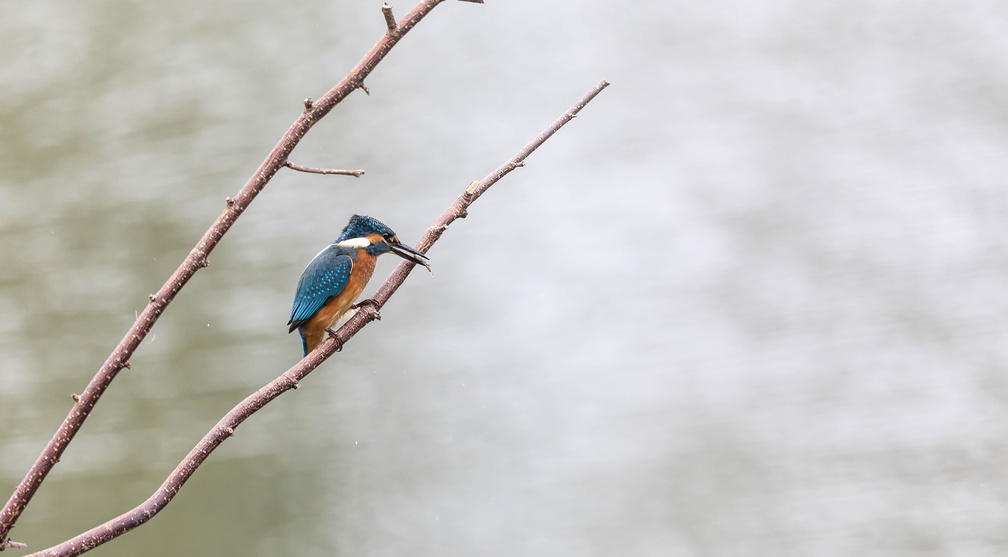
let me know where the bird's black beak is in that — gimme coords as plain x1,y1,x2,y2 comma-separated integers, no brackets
389,240,433,274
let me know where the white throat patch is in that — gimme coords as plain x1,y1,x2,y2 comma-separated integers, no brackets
335,237,372,248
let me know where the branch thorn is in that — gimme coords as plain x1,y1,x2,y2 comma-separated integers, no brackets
225,197,235,207
71,394,80,402
360,83,371,96
382,3,397,32
303,97,313,111
2,539,27,549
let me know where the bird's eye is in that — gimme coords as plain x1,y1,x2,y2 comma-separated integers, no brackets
388,235,399,244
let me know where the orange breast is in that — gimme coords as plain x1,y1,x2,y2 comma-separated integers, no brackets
300,249,378,353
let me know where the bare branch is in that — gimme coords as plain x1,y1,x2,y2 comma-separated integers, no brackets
20,79,609,557
418,79,611,244
0,0,468,549
284,161,365,177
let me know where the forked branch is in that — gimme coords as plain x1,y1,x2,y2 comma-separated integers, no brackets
20,79,609,557
0,0,476,550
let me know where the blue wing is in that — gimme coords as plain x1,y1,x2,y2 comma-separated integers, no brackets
288,247,353,332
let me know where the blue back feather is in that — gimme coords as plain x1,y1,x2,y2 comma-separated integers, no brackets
288,246,353,331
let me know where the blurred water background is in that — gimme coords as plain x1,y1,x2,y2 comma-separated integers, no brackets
2,1,1008,555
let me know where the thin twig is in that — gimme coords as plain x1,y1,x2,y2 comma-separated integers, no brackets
21,79,609,557
0,0,470,550
284,161,365,177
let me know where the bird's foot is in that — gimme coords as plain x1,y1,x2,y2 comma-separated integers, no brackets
354,298,382,320
325,328,344,352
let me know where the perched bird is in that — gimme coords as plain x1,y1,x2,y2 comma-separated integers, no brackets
288,214,431,356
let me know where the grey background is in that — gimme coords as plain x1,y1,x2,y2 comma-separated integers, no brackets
2,1,1007,555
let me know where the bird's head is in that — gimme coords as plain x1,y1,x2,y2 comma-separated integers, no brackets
335,214,432,271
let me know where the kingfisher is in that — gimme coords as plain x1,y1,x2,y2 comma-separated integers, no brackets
288,214,431,356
